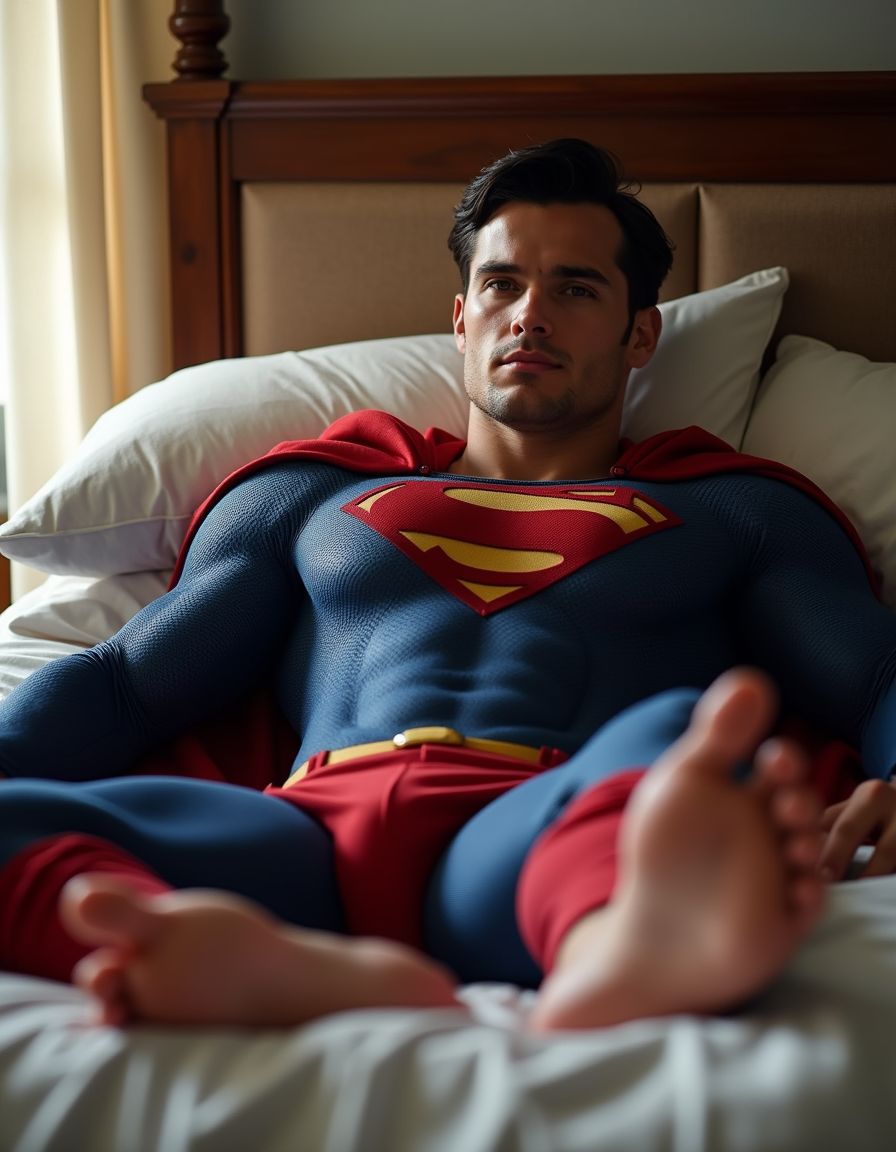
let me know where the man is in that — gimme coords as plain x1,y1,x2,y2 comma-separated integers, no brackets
0,139,895,1032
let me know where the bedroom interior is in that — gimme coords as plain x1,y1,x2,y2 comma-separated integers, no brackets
0,0,894,1148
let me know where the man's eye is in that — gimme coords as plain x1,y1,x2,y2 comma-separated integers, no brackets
485,279,516,292
564,284,597,298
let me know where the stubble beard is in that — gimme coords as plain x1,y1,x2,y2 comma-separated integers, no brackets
469,379,573,430
466,371,622,434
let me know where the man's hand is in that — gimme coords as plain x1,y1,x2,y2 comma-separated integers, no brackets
820,778,896,881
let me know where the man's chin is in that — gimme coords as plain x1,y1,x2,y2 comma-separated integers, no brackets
471,391,575,432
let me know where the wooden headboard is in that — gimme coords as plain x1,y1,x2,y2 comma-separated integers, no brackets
143,1,896,373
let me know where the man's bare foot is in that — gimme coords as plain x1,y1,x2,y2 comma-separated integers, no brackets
59,879,461,1028
529,667,826,1032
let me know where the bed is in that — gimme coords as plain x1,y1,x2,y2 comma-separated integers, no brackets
1,2,895,1148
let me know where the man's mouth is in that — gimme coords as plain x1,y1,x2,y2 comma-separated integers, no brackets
497,350,562,373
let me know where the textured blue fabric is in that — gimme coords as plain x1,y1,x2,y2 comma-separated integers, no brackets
0,776,345,932
1,462,893,780
423,687,701,985
0,457,895,983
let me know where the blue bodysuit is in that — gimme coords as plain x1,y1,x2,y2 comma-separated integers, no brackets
0,416,895,986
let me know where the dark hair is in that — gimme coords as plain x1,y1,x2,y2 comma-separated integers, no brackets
448,138,674,325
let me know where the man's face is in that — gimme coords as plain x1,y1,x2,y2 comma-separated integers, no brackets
453,201,659,435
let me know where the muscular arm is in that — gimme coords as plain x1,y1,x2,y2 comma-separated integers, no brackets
727,478,896,878
0,464,316,780
713,474,896,779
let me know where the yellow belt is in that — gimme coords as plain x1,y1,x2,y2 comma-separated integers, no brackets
282,725,543,788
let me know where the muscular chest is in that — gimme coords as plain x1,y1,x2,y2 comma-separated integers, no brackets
296,475,734,623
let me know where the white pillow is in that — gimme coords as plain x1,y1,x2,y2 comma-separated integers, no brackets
0,268,787,577
624,266,787,447
742,334,896,609
0,340,470,578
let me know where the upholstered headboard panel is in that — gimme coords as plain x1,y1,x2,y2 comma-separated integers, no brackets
240,183,701,354
241,183,703,356
238,181,893,360
241,183,465,353
143,71,896,371
698,185,896,362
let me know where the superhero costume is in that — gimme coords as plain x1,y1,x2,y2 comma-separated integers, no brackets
0,411,895,987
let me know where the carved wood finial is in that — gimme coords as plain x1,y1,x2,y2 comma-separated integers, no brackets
170,0,230,79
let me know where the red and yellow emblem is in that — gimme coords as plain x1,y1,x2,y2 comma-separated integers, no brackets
342,480,681,615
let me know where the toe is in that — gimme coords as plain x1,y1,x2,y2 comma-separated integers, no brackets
658,667,778,781
771,785,821,831
60,875,161,949
72,948,134,1026
787,875,826,925
784,830,823,869
754,737,809,789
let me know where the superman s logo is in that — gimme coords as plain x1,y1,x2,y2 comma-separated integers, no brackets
342,480,681,616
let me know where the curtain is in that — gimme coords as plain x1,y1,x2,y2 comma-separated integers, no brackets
0,0,174,598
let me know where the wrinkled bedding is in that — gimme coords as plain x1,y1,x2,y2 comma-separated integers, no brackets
0,575,895,1152
2,877,896,1152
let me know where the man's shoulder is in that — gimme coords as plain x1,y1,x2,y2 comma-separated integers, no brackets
620,426,837,512
170,411,464,585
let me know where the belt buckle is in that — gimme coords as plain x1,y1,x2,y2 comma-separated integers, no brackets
393,726,465,749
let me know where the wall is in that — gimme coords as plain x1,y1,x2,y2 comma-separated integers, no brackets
222,0,895,79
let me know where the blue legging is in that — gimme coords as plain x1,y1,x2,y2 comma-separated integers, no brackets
0,688,699,986
424,687,698,984
0,774,345,931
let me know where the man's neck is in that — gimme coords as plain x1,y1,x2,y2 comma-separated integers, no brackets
451,417,621,482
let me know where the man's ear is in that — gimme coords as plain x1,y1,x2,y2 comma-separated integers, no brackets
626,306,661,369
453,294,466,354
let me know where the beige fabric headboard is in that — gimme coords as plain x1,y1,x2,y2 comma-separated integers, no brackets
142,72,896,373
240,182,895,363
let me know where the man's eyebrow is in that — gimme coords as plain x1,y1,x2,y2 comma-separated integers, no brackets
553,264,612,287
472,260,612,287
473,261,521,279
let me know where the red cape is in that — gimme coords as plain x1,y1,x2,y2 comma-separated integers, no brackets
171,411,877,590
144,411,871,800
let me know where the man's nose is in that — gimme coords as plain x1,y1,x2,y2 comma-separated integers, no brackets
511,291,552,337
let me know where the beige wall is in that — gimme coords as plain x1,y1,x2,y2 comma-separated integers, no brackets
219,0,895,80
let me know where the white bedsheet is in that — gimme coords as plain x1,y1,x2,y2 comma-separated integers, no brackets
0,576,895,1152
2,877,895,1152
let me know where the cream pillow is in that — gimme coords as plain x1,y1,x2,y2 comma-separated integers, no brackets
0,268,788,577
0,340,470,578
624,266,787,447
742,334,896,609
